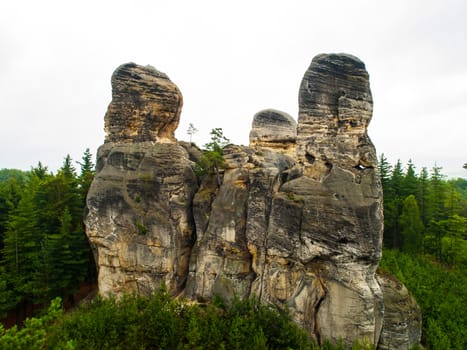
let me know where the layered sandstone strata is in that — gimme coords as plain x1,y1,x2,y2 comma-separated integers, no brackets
85,56,421,349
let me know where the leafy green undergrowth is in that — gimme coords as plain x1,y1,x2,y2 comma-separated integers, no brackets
1,287,380,350
380,249,466,350
0,298,62,350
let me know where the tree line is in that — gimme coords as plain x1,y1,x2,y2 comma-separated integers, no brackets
0,150,96,319
379,155,466,267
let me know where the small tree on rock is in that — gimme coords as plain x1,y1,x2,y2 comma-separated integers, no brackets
196,128,230,186
187,123,198,146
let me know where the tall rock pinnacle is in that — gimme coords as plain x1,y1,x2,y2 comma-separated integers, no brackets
86,64,196,296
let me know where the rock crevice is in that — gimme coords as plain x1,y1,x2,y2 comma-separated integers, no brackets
85,55,421,349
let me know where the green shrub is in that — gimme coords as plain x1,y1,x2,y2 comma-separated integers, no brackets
0,297,62,350
0,288,388,349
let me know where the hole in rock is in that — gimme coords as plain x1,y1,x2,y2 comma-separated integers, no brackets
355,164,366,170
305,153,315,164
338,237,350,244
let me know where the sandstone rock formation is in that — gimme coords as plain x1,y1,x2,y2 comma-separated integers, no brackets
377,272,422,350
85,55,421,349
86,63,197,296
249,109,297,155
104,63,182,143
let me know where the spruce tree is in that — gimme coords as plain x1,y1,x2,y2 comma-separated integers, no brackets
77,148,95,202
426,165,447,260
418,167,430,228
402,159,418,197
399,195,424,254
2,175,42,306
378,153,392,195
385,160,404,248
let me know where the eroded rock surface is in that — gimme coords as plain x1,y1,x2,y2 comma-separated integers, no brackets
85,56,420,349
104,63,182,143
249,109,297,155
294,53,383,345
377,272,422,350
86,64,196,296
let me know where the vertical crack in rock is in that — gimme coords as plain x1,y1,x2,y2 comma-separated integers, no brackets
257,166,283,300
85,54,421,349
314,278,327,346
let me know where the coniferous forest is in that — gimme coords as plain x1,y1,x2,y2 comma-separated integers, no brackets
377,155,466,350
0,152,465,349
0,150,96,320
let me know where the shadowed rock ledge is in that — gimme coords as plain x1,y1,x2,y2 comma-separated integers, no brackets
85,54,421,349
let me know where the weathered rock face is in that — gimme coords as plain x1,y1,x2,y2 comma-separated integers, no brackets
85,55,421,349
376,272,422,350
86,64,196,296
104,63,182,143
249,109,297,155
294,53,383,345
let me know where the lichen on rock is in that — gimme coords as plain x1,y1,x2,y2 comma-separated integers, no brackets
85,56,421,349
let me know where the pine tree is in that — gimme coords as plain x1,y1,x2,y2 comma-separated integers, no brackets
187,123,198,146
0,177,23,251
34,159,91,299
418,167,430,228
439,214,467,266
399,195,424,254
77,148,95,202
426,165,447,260
385,160,404,248
378,153,392,195
402,159,418,197
31,162,49,180
0,266,18,318
2,176,42,306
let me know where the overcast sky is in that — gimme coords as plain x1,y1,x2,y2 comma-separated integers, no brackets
1,0,466,178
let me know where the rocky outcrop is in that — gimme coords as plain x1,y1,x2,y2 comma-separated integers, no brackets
85,55,421,349
294,53,383,345
86,64,196,296
104,63,182,143
249,109,297,155
377,272,422,350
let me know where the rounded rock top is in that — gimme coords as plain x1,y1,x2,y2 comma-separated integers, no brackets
104,62,183,143
249,109,297,147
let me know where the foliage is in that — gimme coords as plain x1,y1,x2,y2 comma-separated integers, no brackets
399,195,424,254
45,288,318,350
0,151,96,320
0,169,27,183
380,249,466,350
379,156,467,267
379,157,466,349
0,288,382,349
0,297,62,350
195,128,230,185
